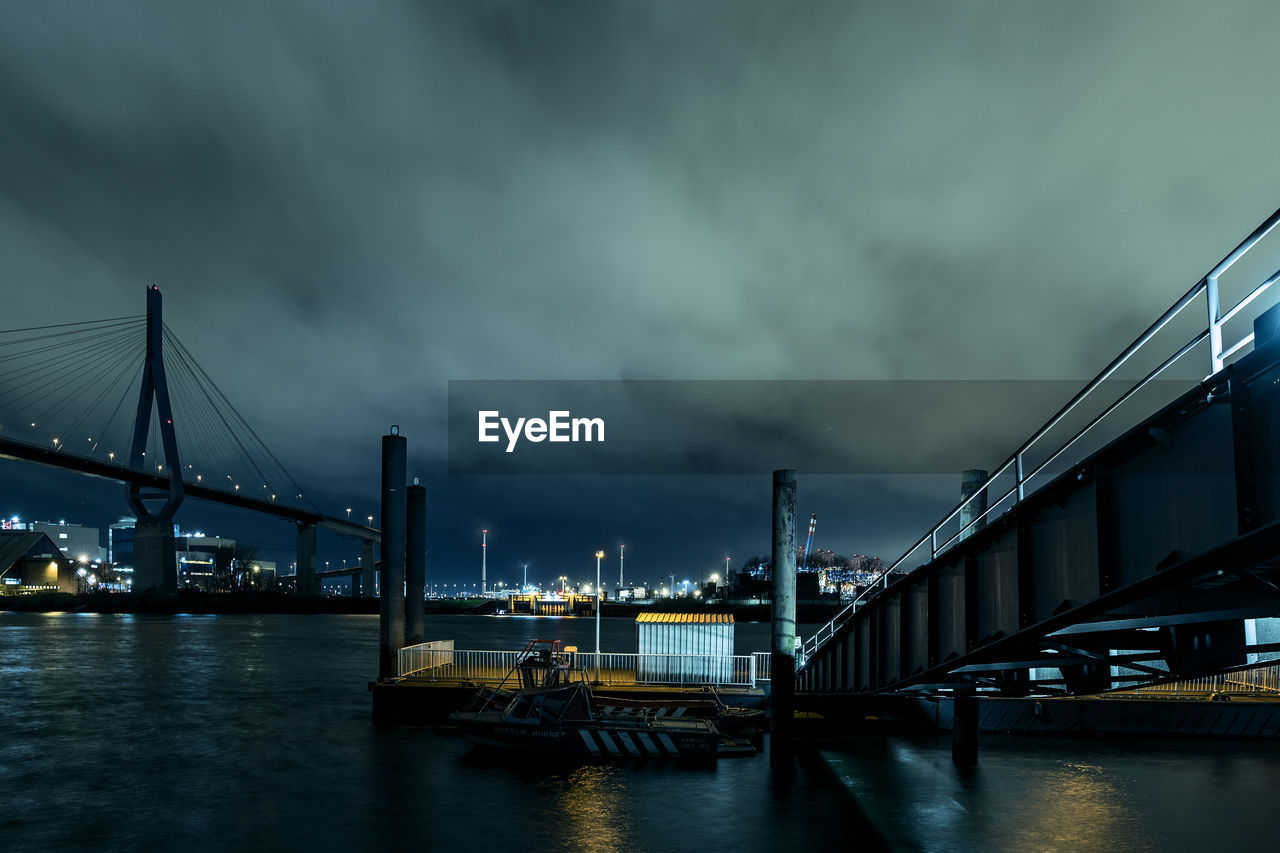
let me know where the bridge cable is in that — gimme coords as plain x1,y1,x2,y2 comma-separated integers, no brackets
162,325,320,513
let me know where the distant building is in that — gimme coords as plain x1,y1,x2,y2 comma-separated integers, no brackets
176,534,236,592
248,560,277,590
0,531,77,593
110,520,241,592
2,519,104,563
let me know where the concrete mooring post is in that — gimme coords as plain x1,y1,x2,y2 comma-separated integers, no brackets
378,427,407,680
771,468,797,758
405,477,426,646
952,691,980,766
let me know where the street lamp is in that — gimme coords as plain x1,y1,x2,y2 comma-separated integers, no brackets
594,550,605,682
346,508,351,520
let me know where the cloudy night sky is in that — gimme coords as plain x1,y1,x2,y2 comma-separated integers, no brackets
2,1,1280,590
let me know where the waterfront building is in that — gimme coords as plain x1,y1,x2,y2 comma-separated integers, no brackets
0,531,76,593
2,519,104,563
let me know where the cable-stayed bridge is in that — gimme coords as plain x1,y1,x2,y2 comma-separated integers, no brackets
0,286,377,594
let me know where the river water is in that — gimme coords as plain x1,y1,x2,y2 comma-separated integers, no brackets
3,612,1277,851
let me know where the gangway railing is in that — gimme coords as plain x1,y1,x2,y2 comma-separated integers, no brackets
801,208,1280,668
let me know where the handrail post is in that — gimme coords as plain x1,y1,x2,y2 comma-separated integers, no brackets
1208,273,1224,373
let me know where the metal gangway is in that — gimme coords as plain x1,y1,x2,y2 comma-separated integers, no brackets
799,208,1280,698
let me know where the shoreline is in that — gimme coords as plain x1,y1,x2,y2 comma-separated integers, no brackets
0,591,842,621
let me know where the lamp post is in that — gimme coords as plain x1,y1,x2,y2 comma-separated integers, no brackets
594,550,605,682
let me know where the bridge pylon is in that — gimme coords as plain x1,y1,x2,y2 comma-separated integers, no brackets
126,285,184,593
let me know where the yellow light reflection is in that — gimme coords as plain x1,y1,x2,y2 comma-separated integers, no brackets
553,765,635,853
1012,761,1130,849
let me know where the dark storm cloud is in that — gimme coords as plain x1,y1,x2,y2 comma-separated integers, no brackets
3,1,1280,578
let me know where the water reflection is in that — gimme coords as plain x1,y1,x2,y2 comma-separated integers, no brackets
549,765,635,853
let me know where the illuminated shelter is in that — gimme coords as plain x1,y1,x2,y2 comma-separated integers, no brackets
0,531,75,593
636,612,735,684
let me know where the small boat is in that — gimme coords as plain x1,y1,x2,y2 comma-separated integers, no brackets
591,688,766,738
450,681,753,759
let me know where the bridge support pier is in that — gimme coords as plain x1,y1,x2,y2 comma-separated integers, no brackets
360,539,376,597
771,469,797,760
406,478,426,645
952,692,980,767
296,524,317,598
379,427,407,680
132,517,177,594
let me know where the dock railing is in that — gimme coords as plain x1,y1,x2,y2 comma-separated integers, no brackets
397,646,763,687
800,208,1280,669
397,639,455,677
1117,663,1280,698
753,652,772,682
